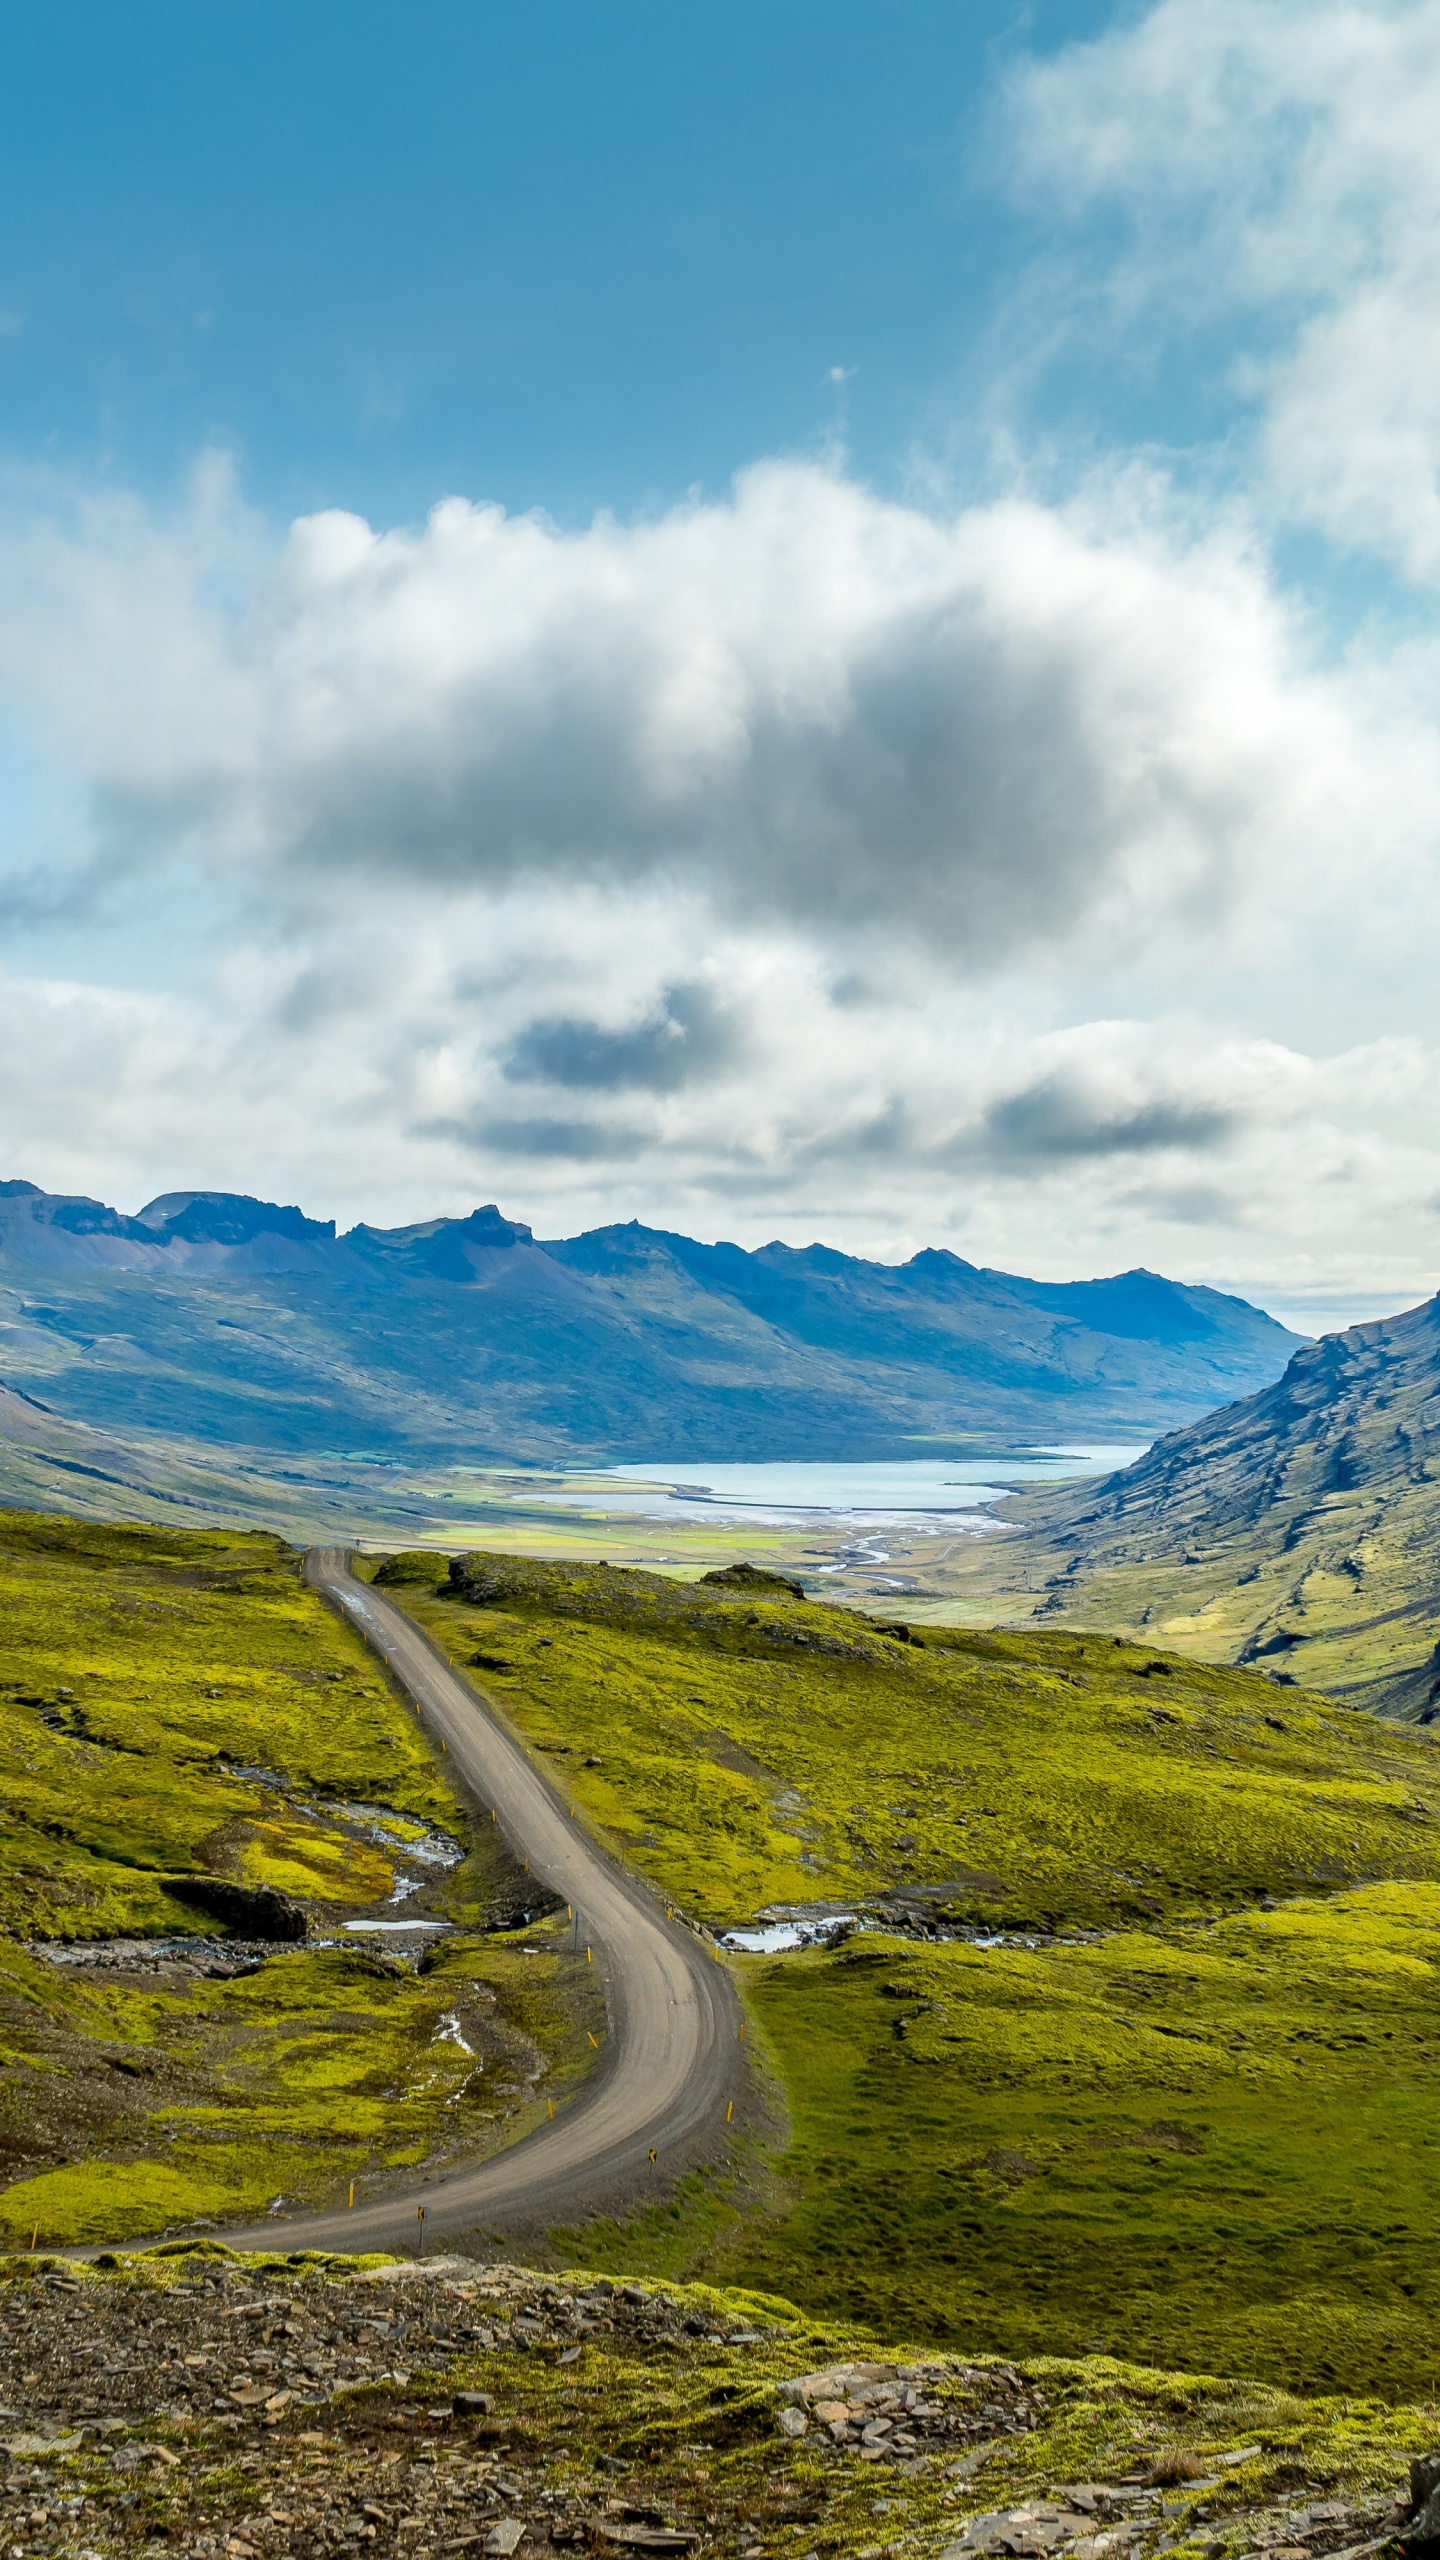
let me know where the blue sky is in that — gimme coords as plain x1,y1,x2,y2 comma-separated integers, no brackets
3,0,1440,1335
1,0,1110,524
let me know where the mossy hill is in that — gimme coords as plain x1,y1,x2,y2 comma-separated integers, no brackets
3,2250,1436,2560
382,1550,1440,2399
941,1294,1440,1720
0,1512,599,2248
387,1549,1440,1935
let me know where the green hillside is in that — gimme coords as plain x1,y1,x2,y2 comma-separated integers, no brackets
385,1549,1440,2397
940,1296,1440,1718
0,1512,596,2247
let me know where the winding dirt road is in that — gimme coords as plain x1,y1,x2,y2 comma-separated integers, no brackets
221,1548,742,2257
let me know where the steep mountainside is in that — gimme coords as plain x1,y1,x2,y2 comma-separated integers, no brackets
0,1179,1301,1463
959,1294,1440,1716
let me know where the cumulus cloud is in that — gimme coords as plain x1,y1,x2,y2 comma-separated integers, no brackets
0,454,1426,971
1005,0,1440,580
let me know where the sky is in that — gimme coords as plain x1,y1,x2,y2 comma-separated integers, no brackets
2,0,1439,1333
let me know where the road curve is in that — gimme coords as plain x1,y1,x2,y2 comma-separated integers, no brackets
220,1548,742,2256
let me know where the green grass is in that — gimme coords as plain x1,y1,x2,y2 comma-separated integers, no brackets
0,1511,602,2244
379,1550,1440,2399
0,1925,604,2246
713,1887,1440,2399
0,1510,452,1937
385,1551,1440,1934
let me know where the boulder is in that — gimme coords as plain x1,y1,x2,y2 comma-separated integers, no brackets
1408,2456,1440,2545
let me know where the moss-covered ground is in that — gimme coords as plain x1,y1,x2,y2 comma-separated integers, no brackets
0,1513,601,2248
716,1891,1440,2399
379,1552,1440,2402
382,1552,1440,1936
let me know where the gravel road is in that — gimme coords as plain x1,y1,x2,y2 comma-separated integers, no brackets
220,1547,742,2257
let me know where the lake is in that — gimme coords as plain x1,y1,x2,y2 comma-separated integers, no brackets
536,1448,1143,1529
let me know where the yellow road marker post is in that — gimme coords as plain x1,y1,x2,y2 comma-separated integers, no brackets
587,2030,600,2048
348,2181,355,2208
547,2097,555,2118
648,2148,657,2167
725,2100,734,2123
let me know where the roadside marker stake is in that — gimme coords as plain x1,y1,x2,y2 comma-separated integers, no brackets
440,1737,447,1752
348,2181,355,2209
726,2101,734,2123
547,2098,555,2118
417,2205,426,2258
586,1945,592,1962
738,2025,745,2043
587,2030,599,2048
29,2226,37,2252
648,2148,657,2167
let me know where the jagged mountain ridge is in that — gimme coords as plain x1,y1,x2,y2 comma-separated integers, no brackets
0,1178,1302,1461
967,1293,1440,1717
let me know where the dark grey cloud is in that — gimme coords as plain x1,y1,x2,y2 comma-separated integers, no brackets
981,1074,1235,1162
502,982,738,1094
418,1113,647,1163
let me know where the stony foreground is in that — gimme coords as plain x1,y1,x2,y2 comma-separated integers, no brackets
0,2253,1432,2560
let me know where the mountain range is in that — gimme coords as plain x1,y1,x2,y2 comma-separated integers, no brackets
0,1177,1302,1466
960,1293,1440,1719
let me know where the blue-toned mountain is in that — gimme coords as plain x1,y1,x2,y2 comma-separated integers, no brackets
0,1182,1303,1463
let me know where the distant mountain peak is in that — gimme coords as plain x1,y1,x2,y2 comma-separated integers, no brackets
137,1192,337,1246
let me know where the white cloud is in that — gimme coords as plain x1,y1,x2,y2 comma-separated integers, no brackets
0,453,1425,969
1,913,1436,1336
1005,0,1440,580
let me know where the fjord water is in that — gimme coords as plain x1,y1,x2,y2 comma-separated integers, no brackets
544,1447,1144,1526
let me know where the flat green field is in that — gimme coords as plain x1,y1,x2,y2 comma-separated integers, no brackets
0,1512,599,2246
383,1549,1440,2399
